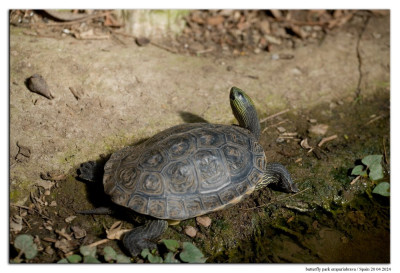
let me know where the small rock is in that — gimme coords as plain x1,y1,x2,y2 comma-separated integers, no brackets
26,74,54,99
276,126,286,133
135,37,150,46
290,67,302,75
196,216,212,228
271,53,280,60
184,226,197,238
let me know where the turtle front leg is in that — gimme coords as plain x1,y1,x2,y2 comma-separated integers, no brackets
123,220,168,256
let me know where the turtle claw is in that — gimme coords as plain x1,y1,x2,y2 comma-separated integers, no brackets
123,220,168,256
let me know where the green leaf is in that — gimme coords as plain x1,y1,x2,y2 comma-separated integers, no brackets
179,242,206,263
83,255,101,263
141,248,163,263
164,252,180,263
148,254,163,263
141,248,151,258
66,254,82,263
57,258,69,263
103,246,117,262
116,254,131,263
369,163,384,181
351,165,366,176
372,182,390,197
14,234,38,259
362,155,383,168
80,245,97,257
162,239,180,252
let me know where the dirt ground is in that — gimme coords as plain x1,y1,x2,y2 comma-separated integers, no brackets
9,11,390,263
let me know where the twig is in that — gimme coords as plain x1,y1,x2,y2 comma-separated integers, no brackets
260,109,290,123
350,175,361,185
365,114,384,125
262,119,288,133
317,134,338,147
88,238,110,248
11,204,51,220
383,138,388,165
242,187,310,211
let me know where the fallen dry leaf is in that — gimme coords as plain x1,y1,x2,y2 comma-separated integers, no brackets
308,124,329,136
106,221,131,240
71,226,87,239
55,228,73,241
207,15,224,26
300,138,312,149
10,215,23,233
65,215,76,223
35,180,55,191
54,238,76,254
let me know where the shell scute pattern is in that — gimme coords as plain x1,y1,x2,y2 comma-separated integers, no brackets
127,194,148,214
103,123,266,220
193,149,230,193
165,160,197,195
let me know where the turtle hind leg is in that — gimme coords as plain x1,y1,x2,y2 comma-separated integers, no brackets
77,160,104,182
123,220,168,257
260,162,299,193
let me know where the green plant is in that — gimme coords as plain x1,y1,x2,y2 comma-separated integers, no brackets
141,239,207,263
57,245,131,264
12,234,38,263
351,154,389,197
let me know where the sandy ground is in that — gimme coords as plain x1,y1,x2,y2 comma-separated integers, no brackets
10,14,389,205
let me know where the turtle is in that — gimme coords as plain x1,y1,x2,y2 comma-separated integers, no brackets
78,86,298,257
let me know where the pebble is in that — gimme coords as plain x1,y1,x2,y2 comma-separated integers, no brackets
184,226,197,238
196,216,212,228
27,74,54,100
276,126,286,133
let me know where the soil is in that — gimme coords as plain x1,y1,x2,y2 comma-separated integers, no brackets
9,10,390,263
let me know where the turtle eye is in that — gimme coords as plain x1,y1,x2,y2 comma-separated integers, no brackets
230,90,236,101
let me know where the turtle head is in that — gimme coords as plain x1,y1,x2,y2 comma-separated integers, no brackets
230,87,261,140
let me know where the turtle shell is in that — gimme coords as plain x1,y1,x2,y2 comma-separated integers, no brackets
103,123,266,220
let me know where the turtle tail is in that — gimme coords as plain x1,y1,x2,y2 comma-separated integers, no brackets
257,162,298,193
